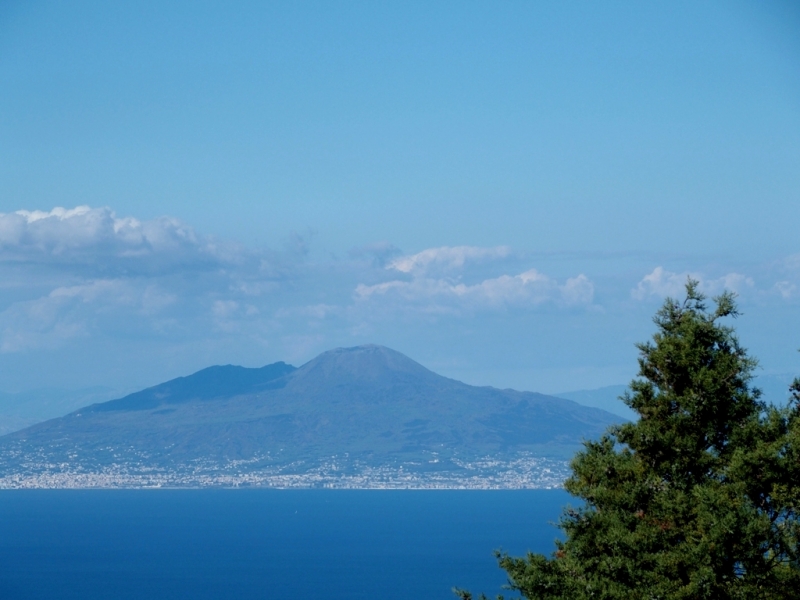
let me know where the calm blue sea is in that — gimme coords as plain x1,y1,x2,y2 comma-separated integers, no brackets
0,490,571,600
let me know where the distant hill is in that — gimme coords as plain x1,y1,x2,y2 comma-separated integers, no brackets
554,385,636,421
557,373,798,422
0,345,623,488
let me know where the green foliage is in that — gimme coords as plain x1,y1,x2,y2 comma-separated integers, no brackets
459,281,800,599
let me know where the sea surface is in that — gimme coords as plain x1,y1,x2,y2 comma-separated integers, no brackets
0,489,571,600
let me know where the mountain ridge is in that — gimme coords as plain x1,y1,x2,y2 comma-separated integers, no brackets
90,361,297,412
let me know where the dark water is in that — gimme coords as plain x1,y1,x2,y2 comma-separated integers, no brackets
0,490,571,600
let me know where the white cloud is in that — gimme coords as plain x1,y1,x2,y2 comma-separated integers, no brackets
632,267,755,301
355,269,593,312
0,205,244,273
774,281,797,299
387,245,512,275
632,267,695,300
713,273,755,293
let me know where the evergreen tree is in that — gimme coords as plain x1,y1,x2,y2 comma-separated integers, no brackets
458,282,800,600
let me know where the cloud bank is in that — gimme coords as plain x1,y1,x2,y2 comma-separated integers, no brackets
0,205,797,395
351,245,595,314
356,269,594,312
0,210,600,355
632,267,755,300
0,206,243,274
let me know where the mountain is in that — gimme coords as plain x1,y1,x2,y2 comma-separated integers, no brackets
555,385,636,421
0,345,622,488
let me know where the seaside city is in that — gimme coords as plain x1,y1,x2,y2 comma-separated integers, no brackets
0,451,569,490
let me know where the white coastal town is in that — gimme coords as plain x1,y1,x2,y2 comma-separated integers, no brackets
0,453,570,490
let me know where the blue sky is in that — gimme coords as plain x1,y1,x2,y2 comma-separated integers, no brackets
0,1,799,395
